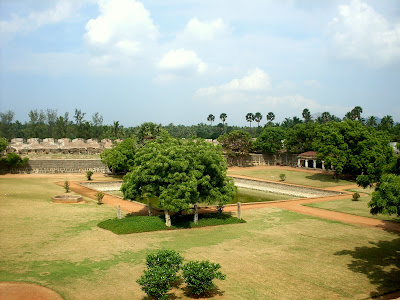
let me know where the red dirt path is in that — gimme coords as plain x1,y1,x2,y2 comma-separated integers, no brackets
0,282,63,300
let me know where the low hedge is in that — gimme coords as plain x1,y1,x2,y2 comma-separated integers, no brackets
98,213,245,234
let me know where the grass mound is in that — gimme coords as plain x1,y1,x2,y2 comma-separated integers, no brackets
98,213,246,234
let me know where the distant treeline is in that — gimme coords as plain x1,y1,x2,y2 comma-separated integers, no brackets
0,107,399,142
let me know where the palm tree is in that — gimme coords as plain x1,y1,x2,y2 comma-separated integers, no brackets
321,112,331,123
112,121,122,139
207,114,215,126
302,108,312,123
351,106,363,120
379,115,394,131
246,113,255,128
266,112,275,124
220,113,227,125
366,116,378,127
254,112,262,127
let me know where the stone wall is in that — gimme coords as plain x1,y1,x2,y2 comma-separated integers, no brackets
225,153,298,167
1,153,299,174
1,159,109,174
6,138,117,155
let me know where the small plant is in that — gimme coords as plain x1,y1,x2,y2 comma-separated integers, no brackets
137,266,174,300
95,192,105,205
86,170,93,181
64,180,70,193
146,250,183,272
137,250,183,299
279,173,286,181
182,260,226,295
352,192,360,201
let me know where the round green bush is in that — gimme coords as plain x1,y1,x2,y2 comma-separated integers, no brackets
182,260,226,295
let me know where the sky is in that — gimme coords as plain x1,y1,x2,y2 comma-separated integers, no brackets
1,0,400,127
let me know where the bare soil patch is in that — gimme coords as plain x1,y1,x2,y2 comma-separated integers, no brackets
0,282,63,300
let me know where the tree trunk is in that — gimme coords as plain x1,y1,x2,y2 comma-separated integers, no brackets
148,203,153,216
194,204,198,225
164,210,171,227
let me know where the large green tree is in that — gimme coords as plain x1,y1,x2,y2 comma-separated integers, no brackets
121,135,236,226
254,127,285,154
217,130,253,166
100,138,137,174
313,120,393,179
285,122,316,153
368,174,400,217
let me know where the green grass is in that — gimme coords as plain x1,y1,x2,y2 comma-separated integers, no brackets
98,213,246,234
228,168,353,187
304,187,400,223
1,174,399,299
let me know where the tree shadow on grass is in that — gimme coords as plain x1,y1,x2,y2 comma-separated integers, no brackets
334,237,400,297
305,173,343,183
182,286,225,299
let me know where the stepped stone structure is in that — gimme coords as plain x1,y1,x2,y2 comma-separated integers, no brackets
6,138,118,155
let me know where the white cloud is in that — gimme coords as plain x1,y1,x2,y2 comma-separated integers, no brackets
181,17,230,41
0,1,75,34
158,48,207,75
303,79,322,88
277,80,297,90
84,0,158,65
195,68,271,97
328,0,400,67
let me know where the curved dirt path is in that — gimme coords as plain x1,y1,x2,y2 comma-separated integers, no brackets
63,175,400,232
2,172,399,232
55,181,152,216
0,282,63,300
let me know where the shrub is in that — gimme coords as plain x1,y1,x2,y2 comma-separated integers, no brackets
86,171,93,181
136,266,174,300
146,250,183,272
64,180,70,193
352,192,360,201
279,173,286,181
182,260,226,295
1,152,29,169
95,192,105,205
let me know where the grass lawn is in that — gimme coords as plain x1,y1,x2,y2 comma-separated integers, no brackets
0,174,399,299
228,167,354,188
304,186,400,223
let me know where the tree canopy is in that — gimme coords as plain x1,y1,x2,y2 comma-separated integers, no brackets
217,130,253,157
368,174,400,217
313,120,393,178
100,138,137,174
121,135,236,225
254,127,285,154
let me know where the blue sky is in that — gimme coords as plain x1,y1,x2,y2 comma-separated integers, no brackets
1,0,399,126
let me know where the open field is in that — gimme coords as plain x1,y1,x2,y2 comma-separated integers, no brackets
1,173,399,299
304,187,400,223
227,166,354,188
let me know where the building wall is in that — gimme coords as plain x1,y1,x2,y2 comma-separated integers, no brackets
1,159,109,174
225,153,298,167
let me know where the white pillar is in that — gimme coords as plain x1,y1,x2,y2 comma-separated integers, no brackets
312,160,316,169
297,158,301,167
322,161,325,169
